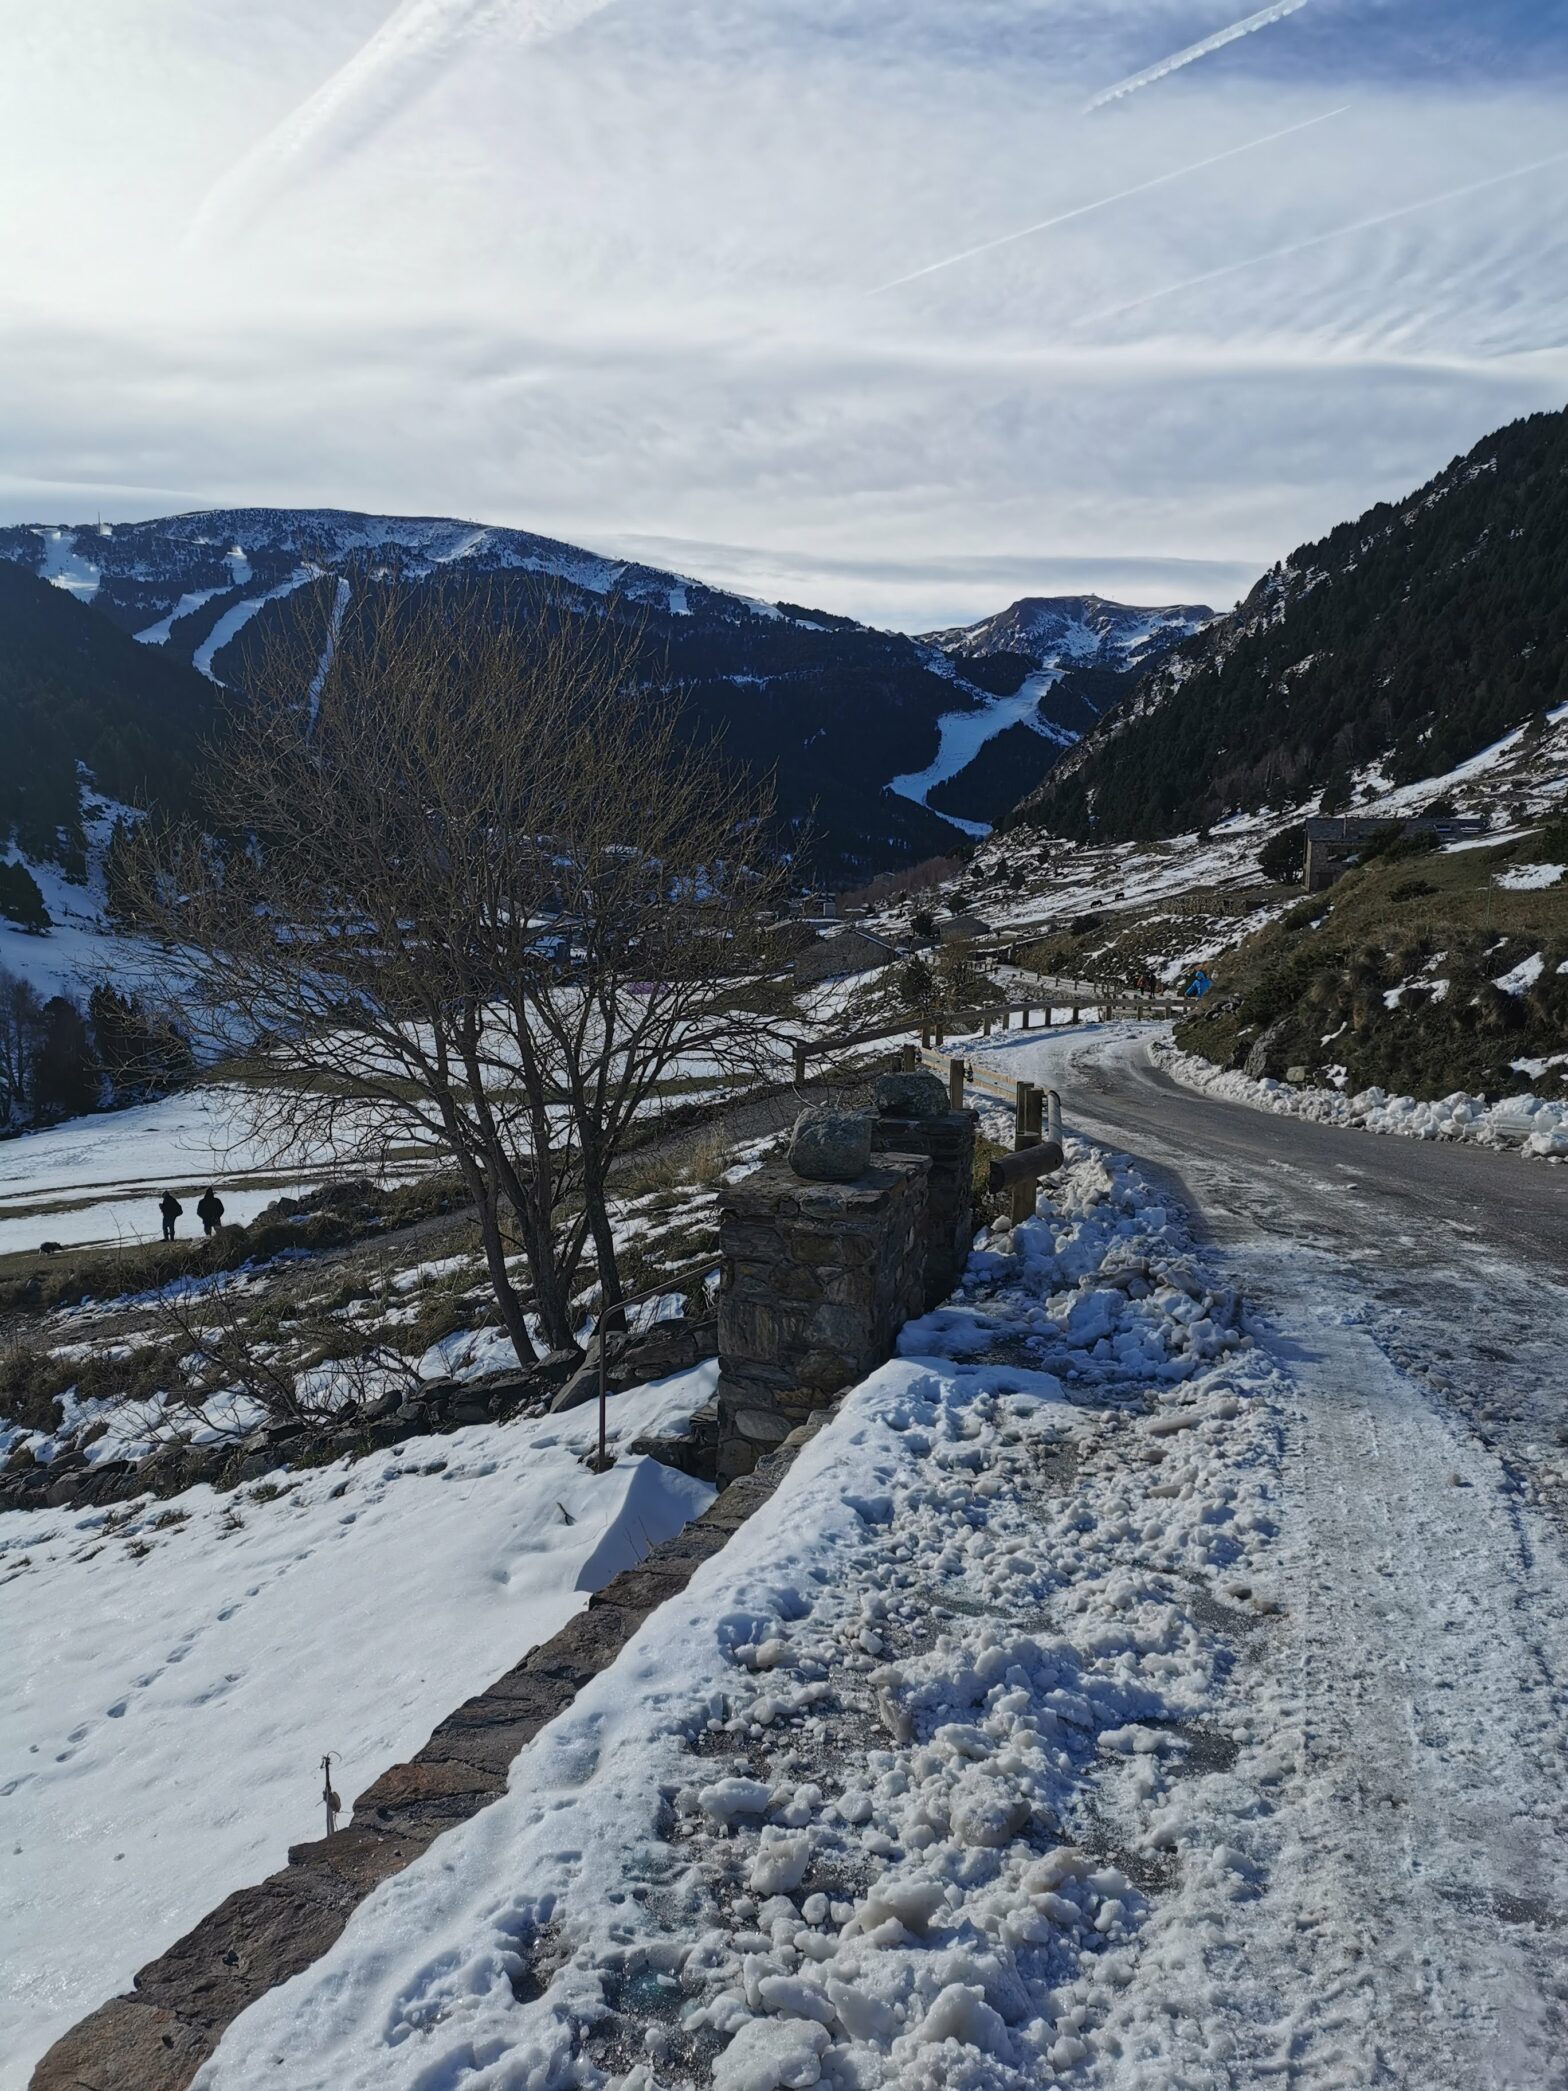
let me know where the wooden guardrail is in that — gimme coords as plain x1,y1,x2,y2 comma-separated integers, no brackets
787,986,1179,1088
903,1043,1064,1223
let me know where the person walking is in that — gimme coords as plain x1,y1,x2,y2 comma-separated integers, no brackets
196,1187,225,1237
158,1190,183,1242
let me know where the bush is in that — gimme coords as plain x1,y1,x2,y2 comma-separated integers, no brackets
1258,827,1305,884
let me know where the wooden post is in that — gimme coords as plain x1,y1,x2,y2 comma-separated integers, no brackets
920,1023,930,1049
934,1020,945,1048
948,1056,965,1109
1011,1081,1038,1226
792,1040,808,1087
900,1042,916,1071
981,1012,991,1036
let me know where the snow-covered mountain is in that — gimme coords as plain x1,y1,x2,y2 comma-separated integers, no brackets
0,509,755,651
922,593,1212,678
0,515,1216,872
889,593,1213,831
1022,406,1568,841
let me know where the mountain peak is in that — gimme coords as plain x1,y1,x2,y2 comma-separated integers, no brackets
920,593,1212,673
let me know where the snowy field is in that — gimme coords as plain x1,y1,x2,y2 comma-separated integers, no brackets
0,1370,717,2088
170,1048,1568,2090
0,1088,388,1257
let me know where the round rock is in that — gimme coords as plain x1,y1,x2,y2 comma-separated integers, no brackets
788,1107,874,1182
873,1070,949,1120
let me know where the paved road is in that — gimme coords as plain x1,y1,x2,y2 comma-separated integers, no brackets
972,1028,1568,2087
1053,1036,1568,1280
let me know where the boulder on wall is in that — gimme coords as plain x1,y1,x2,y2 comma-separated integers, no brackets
788,1108,874,1182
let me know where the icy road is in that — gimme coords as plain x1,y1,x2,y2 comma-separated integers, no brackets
969,1023,1568,2083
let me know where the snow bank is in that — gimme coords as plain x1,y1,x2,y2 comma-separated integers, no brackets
1154,1041,1568,1160
198,1148,1284,2091
0,1371,716,2089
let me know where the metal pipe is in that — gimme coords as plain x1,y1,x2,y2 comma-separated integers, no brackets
591,1254,720,1473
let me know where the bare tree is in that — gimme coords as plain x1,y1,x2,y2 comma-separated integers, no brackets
131,583,797,1362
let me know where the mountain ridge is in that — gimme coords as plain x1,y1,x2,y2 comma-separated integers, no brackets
0,509,1206,873
1018,406,1568,840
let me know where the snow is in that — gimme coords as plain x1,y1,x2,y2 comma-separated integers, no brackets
193,567,316,683
193,1140,1283,2091
0,1086,404,1257
1496,862,1563,890
0,1370,717,2089
0,794,172,1009
889,670,1073,819
1493,951,1544,994
35,526,99,601
1154,1039,1568,1160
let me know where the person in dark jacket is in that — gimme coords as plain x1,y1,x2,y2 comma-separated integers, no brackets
196,1187,225,1236
158,1191,183,1242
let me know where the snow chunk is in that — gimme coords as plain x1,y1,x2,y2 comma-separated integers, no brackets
916,1982,1012,2059
713,2013,830,2090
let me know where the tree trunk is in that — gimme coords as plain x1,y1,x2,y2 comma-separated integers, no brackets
472,1176,538,1365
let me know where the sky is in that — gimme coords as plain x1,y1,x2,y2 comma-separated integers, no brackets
1,0,1565,628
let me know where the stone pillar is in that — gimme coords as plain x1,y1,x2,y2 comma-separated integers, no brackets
869,1106,977,1311
715,1155,931,1481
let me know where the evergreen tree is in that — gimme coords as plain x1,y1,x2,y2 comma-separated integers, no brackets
0,860,49,930
30,995,99,1118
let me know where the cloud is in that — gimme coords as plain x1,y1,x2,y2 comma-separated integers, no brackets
864,105,1348,298
0,5,1564,627
190,0,617,241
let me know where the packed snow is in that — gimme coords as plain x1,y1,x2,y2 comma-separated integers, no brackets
35,526,100,601
1495,862,1563,891
0,1371,717,2089
193,568,317,682
889,670,1073,816
195,1142,1289,2091
1152,1040,1568,1160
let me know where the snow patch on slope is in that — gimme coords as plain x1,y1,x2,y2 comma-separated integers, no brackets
0,1374,716,2088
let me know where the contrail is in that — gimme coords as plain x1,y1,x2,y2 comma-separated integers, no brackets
190,0,612,242
1075,148,1568,327
864,106,1348,299
1085,0,1312,113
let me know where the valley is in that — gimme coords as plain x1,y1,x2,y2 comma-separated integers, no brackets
3,383,1566,2091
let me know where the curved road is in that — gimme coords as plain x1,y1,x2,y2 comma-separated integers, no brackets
973,1027,1568,2088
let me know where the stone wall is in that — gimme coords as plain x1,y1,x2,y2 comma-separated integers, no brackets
715,1155,930,1480
869,1107,977,1311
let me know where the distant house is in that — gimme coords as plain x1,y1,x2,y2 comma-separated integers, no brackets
936,912,994,946
1302,814,1487,892
793,924,899,985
